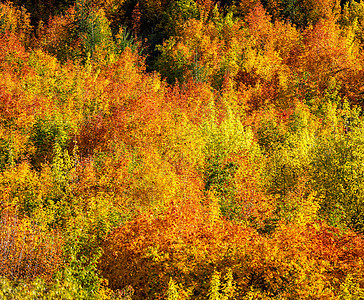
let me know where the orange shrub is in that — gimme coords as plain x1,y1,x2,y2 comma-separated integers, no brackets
99,200,257,299
100,201,364,298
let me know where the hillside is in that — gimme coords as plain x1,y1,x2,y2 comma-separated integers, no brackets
1,0,364,298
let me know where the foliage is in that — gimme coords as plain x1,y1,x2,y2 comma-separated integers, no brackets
2,0,364,298
0,207,63,281
310,101,364,232
0,274,119,300
99,202,252,299
264,0,341,28
0,2,32,45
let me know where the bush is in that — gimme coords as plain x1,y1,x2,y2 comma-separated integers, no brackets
0,207,63,281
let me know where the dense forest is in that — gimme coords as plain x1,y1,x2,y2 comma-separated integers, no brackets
2,0,364,298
